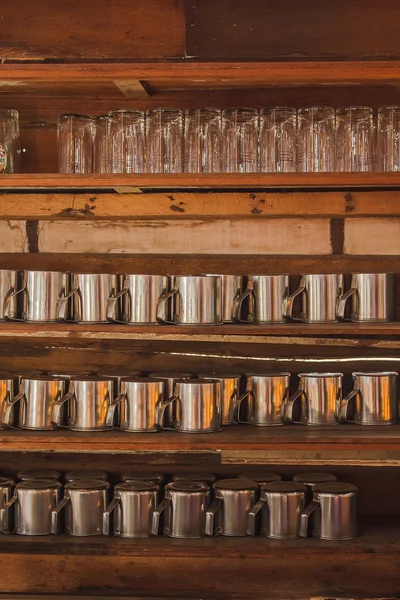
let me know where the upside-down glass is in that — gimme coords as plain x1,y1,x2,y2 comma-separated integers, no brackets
377,106,400,171
259,107,297,172
0,110,20,174
297,107,335,172
146,108,183,173
57,114,95,174
336,107,374,172
94,115,111,173
184,108,221,173
221,108,259,173
109,110,145,174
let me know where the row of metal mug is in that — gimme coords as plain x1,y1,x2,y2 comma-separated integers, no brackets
0,471,357,540
0,270,395,324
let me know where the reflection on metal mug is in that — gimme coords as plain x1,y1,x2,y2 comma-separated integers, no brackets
106,377,166,432
336,273,395,322
247,482,305,539
57,273,119,323
156,275,222,325
339,371,399,425
103,481,159,538
107,274,170,324
152,482,210,538
232,373,290,426
284,274,343,323
198,373,240,425
4,377,66,430
284,373,343,426
52,479,110,536
205,479,258,537
233,275,289,323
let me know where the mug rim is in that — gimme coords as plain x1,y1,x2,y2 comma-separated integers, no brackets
352,371,398,377
298,372,343,378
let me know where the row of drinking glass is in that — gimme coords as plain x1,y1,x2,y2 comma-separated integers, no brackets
57,106,400,174
1,371,398,432
0,470,358,540
0,271,395,324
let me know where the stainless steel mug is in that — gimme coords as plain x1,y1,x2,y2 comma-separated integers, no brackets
17,469,61,481
122,472,165,486
336,273,395,322
293,472,337,503
52,376,116,431
0,377,16,429
233,275,289,323
5,270,70,322
107,274,170,324
106,377,166,432
0,270,19,320
300,482,358,540
103,481,159,538
233,373,290,426
158,379,222,433
247,481,305,539
156,275,222,325
52,479,110,536
172,472,216,485
149,372,193,427
284,274,343,323
2,479,61,535
4,376,66,430
0,477,15,533
284,373,343,426
57,273,119,323
152,482,210,538
238,472,282,486
198,373,240,425
65,470,108,483
207,275,244,323
339,371,399,425
206,479,258,537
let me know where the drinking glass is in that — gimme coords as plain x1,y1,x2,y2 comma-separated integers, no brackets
297,107,335,172
94,115,111,173
0,109,20,174
336,107,374,172
109,110,145,174
377,106,400,171
184,108,221,173
221,108,259,173
259,107,297,172
57,114,95,174
146,108,183,173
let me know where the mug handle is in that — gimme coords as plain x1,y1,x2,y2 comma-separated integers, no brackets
205,496,223,536
151,496,171,536
339,386,359,423
3,283,27,321
230,389,253,424
51,383,74,426
106,392,126,428
103,496,121,536
336,286,357,321
0,493,17,534
51,496,70,534
283,278,306,322
300,496,320,538
247,496,266,536
156,287,178,324
3,384,25,427
156,386,179,431
283,388,304,424
232,282,254,323
107,288,129,323
56,287,78,322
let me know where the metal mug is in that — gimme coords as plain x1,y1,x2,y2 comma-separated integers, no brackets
238,472,282,486
103,481,159,538
233,275,289,323
121,472,165,486
65,470,109,483
152,481,210,538
156,275,222,325
0,270,19,320
339,371,399,425
0,377,16,429
149,372,193,427
158,379,222,433
284,373,343,426
107,274,170,324
172,472,216,485
206,479,258,537
300,482,358,540
17,469,61,481
4,376,66,430
247,482,305,539
1,479,61,535
5,270,70,322
198,373,240,425
52,376,116,431
336,273,395,322
0,477,15,533
106,377,166,432
284,274,343,323
293,472,337,503
52,479,110,536
207,275,244,323
57,273,119,323
233,373,290,426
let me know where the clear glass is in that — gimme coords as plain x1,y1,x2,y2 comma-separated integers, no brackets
221,108,259,173
94,115,111,174
184,108,221,173
336,107,374,172
377,106,400,171
57,114,94,174
146,108,183,173
0,109,20,174
259,107,297,172
297,107,335,172
109,110,145,174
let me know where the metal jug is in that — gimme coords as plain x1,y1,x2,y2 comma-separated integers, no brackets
339,371,399,425
233,373,290,426
207,275,244,322
156,275,222,324
106,377,166,432
149,372,193,427
0,270,19,320
103,481,159,538
233,275,289,323
52,479,110,536
2,479,61,535
57,273,119,323
206,479,258,537
0,477,15,533
284,274,343,323
336,273,395,322
198,373,240,425
107,274,170,324
152,481,210,538
284,373,343,426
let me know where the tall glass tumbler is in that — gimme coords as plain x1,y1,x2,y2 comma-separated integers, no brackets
94,115,111,174
336,107,374,172
259,107,297,172
184,108,221,173
0,110,20,174
297,107,335,172
109,110,145,174
221,108,259,173
377,106,400,171
146,108,183,173
57,114,95,174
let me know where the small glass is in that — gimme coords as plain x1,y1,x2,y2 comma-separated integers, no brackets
184,108,221,173
94,115,111,174
259,107,297,172
0,109,20,174
377,106,400,171
336,107,374,172
146,108,183,173
109,109,145,174
57,114,94,174
297,107,335,172
221,108,259,173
